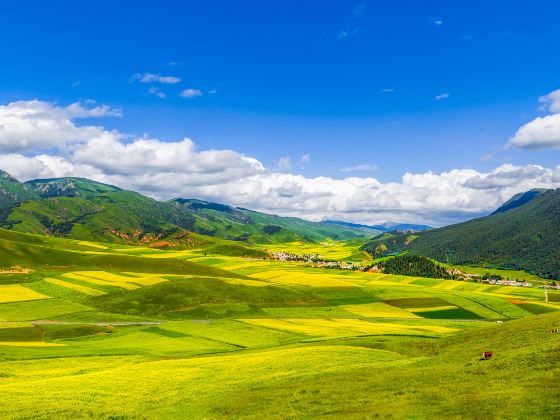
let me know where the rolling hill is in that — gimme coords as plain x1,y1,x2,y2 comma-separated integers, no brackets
0,171,377,246
363,188,560,278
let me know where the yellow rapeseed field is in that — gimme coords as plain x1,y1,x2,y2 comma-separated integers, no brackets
0,285,49,304
0,341,66,347
45,277,106,296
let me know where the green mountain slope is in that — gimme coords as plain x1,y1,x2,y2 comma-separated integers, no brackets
173,198,379,243
0,171,375,246
491,188,546,214
25,177,122,198
365,189,560,278
0,170,38,210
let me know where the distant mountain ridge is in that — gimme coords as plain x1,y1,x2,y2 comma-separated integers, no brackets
25,177,122,198
0,170,378,246
323,220,432,232
362,188,560,278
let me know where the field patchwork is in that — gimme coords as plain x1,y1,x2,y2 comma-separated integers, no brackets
0,285,49,304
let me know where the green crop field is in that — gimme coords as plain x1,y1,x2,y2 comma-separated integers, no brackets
0,228,559,418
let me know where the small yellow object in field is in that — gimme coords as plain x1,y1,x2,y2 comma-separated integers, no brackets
0,285,49,303
45,278,106,296
0,341,66,347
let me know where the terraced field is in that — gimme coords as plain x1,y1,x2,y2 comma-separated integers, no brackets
0,228,559,418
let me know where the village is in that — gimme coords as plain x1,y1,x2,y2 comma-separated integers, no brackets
266,251,560,290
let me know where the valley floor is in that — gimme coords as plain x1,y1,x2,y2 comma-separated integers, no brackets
0,234,559,418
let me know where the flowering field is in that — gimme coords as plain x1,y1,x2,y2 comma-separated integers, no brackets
0,230,559,418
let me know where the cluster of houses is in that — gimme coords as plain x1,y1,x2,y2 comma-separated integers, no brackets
267,252,558,287
269,251,361,270
482,278,533,288
270,251,322,263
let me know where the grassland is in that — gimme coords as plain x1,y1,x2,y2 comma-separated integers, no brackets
0,228,559,418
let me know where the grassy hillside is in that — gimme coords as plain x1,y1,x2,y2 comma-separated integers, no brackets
363,189,560,279
0,172,376,246
0,228,246,278
0,229,559,417
172,198,379,242
0,231,558,417
0,170,38,210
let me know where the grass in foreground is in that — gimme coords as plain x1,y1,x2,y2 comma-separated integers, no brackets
0,230,559,418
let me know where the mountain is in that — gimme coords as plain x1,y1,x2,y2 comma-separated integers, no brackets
172,199,380,242
0,171,375,246
0,170,39,210
362,189,560,278
25,177,122,198
491,188,546,214
323,220,431,232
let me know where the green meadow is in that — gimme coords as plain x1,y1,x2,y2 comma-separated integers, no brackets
0,228,559,418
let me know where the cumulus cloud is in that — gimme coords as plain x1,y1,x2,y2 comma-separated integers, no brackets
539,89,560,113
130,73,181,84
510,89,560,150
1,99,560,226
180,88,203,98
0,100,120,152
509,114,560,150
435,92,450,101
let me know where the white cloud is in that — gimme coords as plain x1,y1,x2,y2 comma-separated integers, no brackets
341,164,378,173
381,88,395,93
510,89,560,150
434,19,443,26
539,89,560,113
65,101,123,118
180,88,203,98
435,92,450,101
147,87,166,99
509,114,560,150
130,73,181,84
2,99,560,226
0,100,119,153
208,89,218,95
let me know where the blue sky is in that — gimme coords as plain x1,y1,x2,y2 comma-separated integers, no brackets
0,1,560,225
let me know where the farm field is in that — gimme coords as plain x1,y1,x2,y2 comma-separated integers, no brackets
0,229,559,418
